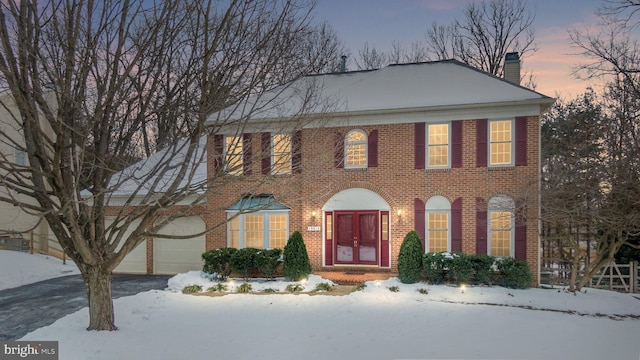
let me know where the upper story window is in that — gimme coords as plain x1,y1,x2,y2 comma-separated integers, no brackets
14,147,27,166
489,120,513,166
345,129,367,168
425,196,451,252
427,123,450,168
225,136,243,175
488,195,514,257
272,134,291,174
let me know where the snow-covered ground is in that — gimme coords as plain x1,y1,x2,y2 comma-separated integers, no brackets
3,250,640,359
0,250,79,290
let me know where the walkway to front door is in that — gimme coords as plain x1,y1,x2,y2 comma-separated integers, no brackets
334,211,378,265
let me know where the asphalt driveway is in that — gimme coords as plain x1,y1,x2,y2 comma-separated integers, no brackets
0,274,171,340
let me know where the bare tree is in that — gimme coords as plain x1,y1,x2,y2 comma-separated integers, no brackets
425,0,537,77
0,0,341,331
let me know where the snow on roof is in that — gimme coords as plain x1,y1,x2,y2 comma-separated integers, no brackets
96,136,207,198
207,60,553,123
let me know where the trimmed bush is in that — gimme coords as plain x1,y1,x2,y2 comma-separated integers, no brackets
449,252,473,285
397,231,424,284
469,254,496,285
202,247,238,280
254,248,282,280
496,257,533,289
422,252,451,284
230,248,261,280
283,231,311,281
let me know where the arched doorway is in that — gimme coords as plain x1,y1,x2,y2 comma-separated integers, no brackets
322,188,391,267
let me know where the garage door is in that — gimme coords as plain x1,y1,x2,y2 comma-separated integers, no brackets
110,219,147,274
153,216,206,274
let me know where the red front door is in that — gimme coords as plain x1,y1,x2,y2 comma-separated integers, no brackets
334,211,378,265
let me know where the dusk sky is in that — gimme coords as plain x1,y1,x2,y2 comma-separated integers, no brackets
314,0,620,100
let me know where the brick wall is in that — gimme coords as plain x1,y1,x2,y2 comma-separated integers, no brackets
205,116,540,282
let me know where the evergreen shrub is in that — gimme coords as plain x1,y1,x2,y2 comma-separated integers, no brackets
254,248,282,280
202,247,237,280
469,254,496,285
230,248,260,280
422,252,451,284
496,257,532,289
283,231,311,281
397,230,424,284
449,252,473,285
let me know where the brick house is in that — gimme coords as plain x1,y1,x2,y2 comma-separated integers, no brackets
199,56,554,282
108,55,553,280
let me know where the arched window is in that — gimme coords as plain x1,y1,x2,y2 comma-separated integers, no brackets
488,195,515,257
344,130,367,168
425,196,450,252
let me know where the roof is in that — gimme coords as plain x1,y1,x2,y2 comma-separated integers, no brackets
226,194,290,211
98,136,208,197
207,59,554,123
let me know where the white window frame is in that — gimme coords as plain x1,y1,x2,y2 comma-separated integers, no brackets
426,122,451,169
226,211,290,249
488,119,515,167
344,129,368,169
271,134,292,175
487,195,515,257
225,135,243,175
425,196,451,252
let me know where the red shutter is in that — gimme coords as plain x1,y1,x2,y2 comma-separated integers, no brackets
334,131,344,168
368,129,378,167
515,117,528,166
476,197,487,254
243,133,252,175
213,134,224,173
515,202,527,259
292,130,302,174
380,211,390,267
415,123,425,169
451,121,463,168
325,212,333,266
451,198,462,252
261,132,271,175
476,119,488,167
414,198,426,250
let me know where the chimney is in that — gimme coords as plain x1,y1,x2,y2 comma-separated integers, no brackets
340,55,347,73
503,52,520,85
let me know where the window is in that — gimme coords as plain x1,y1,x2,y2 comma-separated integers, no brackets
14,147,26,166
225,136,243,175
227,193,290,249
227,212,289,249
427,123,449,168
489,120,513,166
488,196,514,257
272,134,291,174
425,196,450,252
345,130,367,168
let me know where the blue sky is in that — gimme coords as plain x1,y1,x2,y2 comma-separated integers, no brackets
314,0,609,99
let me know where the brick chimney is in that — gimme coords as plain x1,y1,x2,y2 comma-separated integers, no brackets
503,52,520,85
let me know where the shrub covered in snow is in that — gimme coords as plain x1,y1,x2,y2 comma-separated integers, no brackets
283,231,311,281
470,254,496,285
422,252,451,284
202,247,237,280
398,231,424,284
449,252,473,285
230,248,261,280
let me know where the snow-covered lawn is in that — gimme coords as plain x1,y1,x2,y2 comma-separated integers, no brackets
0,250,79,290
3,251,640,359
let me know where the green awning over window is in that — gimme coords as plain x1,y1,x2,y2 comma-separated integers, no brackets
226,193,290,211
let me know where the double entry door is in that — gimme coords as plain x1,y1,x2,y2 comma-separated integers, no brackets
334,211,378,265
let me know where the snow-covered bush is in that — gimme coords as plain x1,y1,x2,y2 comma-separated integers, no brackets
422,252,451,284
496,257,532,289
202,247,237,280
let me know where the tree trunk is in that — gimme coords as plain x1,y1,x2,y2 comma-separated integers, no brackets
84,266,117,331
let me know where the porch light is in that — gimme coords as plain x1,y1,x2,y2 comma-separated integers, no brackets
311,211,316,221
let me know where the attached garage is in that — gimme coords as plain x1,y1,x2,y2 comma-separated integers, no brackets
110,219,147,274
153,216,206,274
